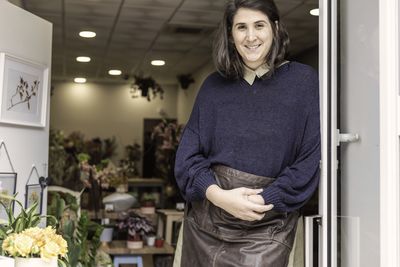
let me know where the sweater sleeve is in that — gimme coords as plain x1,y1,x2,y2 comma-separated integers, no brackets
174,81,217,202
260,72,321,212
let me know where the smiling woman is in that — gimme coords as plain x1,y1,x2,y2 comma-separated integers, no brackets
213,0,290,80
174,0,320,266
231,8,274,69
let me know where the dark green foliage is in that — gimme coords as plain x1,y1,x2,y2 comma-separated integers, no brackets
48,192,104,267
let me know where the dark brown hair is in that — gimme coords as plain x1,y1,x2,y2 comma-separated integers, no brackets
213,0,290,80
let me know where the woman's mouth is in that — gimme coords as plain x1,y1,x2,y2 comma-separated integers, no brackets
245,44,262,51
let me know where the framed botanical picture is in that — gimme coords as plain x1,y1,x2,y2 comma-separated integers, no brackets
0,172,17,223
0,53,49,127
25,184,43,214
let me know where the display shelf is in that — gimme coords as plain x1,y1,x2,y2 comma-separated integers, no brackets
103,241,174,255
86,209,157,224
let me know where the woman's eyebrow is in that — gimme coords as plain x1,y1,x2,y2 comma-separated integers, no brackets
254,20,269,24
233,20,269,26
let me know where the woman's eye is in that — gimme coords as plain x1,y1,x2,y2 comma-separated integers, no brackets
237,25,246,30
255,24,264,29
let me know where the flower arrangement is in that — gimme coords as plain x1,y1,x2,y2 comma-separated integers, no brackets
117,211,155,241
151,120,184,180
48,130,117,190
119,142,142,177
78,153,124,189
2,226,68,261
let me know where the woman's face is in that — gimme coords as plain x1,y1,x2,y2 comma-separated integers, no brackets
231,8,274,70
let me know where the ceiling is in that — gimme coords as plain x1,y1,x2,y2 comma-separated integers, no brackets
9,0,319,85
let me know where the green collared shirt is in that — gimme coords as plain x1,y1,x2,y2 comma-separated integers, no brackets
243,61,290,85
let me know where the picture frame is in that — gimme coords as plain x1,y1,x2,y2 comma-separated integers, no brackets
0,52,49,127
25,184,43,215
0,172,17,223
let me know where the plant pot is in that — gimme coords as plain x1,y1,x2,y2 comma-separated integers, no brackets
140,205,155,214
15,257,57,267
127,240,143,249
100,227,114,243
0,256,14,267
146,235,156,247
155,238,164,248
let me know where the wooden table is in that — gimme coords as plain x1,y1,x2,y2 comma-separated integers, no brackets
103,240,174,267
156,209,184,244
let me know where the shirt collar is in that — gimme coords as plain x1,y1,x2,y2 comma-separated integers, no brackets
243,63,269,85
243,61,290,85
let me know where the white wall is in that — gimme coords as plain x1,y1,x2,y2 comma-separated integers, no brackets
50,81,178,173
0,1,52,214
177,62,215,124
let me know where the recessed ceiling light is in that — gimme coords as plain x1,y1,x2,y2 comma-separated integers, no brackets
74,77,87,83
76,56,91,62
79,31,96,38
310,8,319,16
108,69,122,76
151,60,165,66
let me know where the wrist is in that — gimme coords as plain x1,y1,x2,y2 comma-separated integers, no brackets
205,184,223,206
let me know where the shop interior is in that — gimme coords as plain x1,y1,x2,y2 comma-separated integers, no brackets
0,0,319,266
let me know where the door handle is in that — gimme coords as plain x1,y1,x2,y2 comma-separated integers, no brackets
305,215,322,267
337,129,360,145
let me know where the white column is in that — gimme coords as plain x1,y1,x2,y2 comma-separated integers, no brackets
379,0,400,266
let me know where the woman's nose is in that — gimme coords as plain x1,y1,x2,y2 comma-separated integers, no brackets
246,28,257,41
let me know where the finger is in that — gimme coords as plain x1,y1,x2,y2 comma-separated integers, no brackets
265,204,274,211
249,203,274,213
242,188,263,196
247,194,265,205
246,211,265,221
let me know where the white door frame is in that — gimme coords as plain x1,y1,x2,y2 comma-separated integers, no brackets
319,0,400,266
379,0,400,266
319,0,337,265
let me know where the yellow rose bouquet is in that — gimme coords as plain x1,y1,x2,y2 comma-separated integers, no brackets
2,226,68,261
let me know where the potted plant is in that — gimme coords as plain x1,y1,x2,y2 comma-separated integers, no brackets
119,142,142,178
0,193,68,267
2,226,68,267
140,192,156,214
116,212,155,249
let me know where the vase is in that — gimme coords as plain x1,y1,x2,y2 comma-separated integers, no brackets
102,192,136,212
15,257,57,267
0,256,14,267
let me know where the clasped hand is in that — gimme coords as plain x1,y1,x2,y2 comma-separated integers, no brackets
206,185,274,221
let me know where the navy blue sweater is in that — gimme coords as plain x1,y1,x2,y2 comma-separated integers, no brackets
174,61,320,212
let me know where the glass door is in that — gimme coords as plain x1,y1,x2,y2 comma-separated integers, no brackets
337,0,380,265
315,0,381,266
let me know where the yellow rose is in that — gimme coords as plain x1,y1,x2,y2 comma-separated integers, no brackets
14,234,34,257
53,234,68,256
40,241,60,261
2,234,17,256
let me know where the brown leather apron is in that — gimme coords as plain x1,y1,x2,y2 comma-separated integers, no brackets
181,165,299,267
